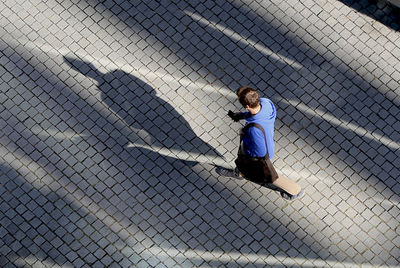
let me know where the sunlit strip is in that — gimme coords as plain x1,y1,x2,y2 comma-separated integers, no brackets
28,124,227,166
127,142,228,167
13,256,73,268
142,247,399,268
30,126,88,141
281,99,400,151
142,70,237,99
184,11,303,69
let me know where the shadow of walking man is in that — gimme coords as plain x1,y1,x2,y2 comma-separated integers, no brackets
63,56,221,160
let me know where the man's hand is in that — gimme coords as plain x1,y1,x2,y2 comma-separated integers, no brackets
228,110,241,122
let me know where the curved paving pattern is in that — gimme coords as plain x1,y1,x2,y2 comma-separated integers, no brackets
1,0,399,267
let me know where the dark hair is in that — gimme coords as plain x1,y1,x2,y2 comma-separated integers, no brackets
236,86,260,108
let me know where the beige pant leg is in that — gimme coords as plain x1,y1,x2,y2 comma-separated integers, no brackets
272,174,301,195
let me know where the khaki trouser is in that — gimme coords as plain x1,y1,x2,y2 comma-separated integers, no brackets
270,174,302,195
239,142,301,195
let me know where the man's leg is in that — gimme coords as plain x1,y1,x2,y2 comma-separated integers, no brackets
280,188,305,200
271,174,304,200
271,174,301,195
215,166,243,179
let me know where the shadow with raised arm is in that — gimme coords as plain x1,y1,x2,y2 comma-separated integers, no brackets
64,56,222,160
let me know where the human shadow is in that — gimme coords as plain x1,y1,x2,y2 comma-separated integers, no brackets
63,55,222,159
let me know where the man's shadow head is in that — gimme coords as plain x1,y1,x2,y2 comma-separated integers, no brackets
64,56,102,82
63,56,155,97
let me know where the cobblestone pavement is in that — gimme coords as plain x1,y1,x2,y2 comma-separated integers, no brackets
1,0,400,267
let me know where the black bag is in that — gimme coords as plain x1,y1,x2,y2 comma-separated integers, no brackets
235,123,278,183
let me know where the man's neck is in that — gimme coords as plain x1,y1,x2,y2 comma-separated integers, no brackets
248,104,261,115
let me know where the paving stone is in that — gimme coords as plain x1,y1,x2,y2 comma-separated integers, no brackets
1,0,400,267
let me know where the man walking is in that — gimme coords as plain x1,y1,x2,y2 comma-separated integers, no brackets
218,86,304,200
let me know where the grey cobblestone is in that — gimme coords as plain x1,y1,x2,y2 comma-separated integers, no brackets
1,0,400,267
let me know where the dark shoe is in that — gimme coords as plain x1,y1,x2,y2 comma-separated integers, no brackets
281,189,305,201
216,167,243,179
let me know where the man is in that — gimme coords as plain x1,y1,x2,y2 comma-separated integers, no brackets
218,86,304,200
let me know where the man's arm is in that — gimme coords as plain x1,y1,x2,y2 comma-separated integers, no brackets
228,110,249,122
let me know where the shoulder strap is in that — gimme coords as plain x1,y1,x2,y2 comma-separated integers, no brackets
242,123,269,158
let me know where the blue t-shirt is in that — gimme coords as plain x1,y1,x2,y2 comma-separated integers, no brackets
242,98,276,158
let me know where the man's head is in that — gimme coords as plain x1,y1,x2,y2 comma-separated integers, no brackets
237,86,260,108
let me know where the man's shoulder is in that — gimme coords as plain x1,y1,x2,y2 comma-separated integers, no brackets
245,124,265,136
260,98,276,108
260,97,274,103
